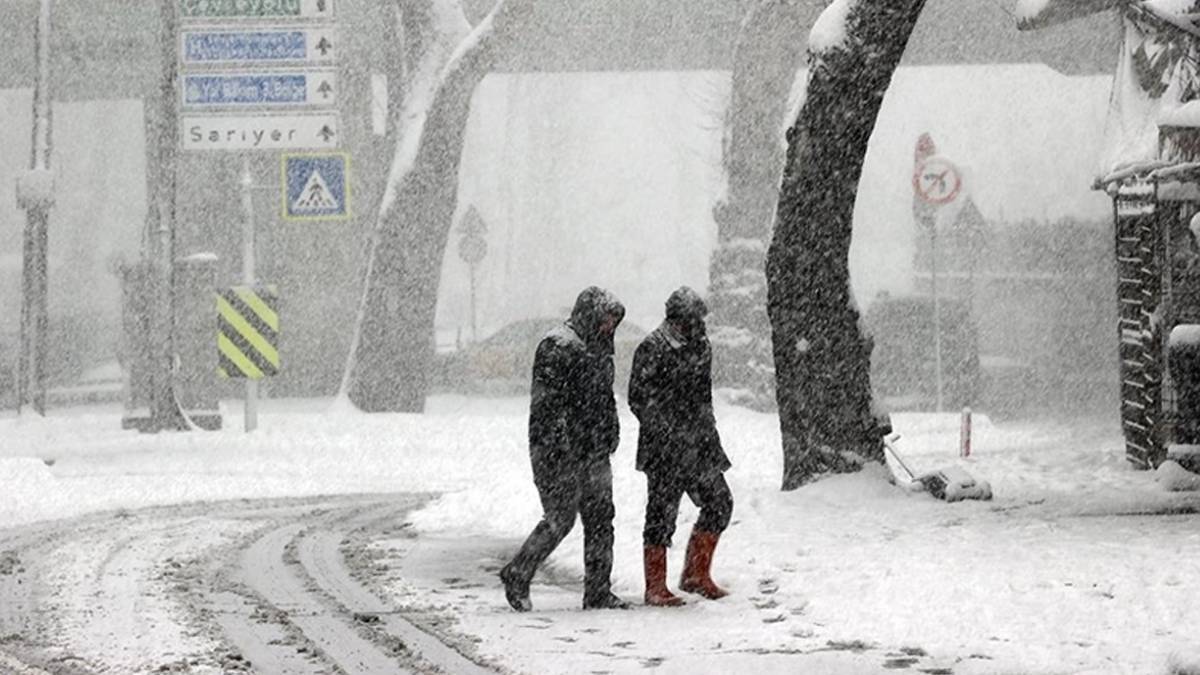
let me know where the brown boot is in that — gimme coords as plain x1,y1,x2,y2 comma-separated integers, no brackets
643,546,685,607
679,529,728,600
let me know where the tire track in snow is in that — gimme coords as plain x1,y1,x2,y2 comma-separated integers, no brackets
0,495,501,674
42,515,265,674
239,522,413,675
295,522,496,675
199,498,404,675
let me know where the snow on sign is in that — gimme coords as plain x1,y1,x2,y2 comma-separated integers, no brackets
181,28,336,66
913,156,962,206
282,153,350,220
182,70,337,108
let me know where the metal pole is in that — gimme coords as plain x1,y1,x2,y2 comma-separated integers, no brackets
931,227,945,413
149,0,182,431
17,0,54,416
469,263,477,343
241,157,258,432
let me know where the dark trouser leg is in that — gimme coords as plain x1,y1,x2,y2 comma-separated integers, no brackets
643,471,686,547
687,472,734,535
504,465,579,586
580,455,616,600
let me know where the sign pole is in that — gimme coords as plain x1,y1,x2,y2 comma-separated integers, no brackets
17,0,54,416
913,144,959,415
184,1,337,415
241,157,259,432
931,225,944,413
457,207,488,344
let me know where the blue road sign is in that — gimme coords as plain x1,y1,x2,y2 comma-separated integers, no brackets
282,153,350,220
183,71,336,107
186,30,305,61
182,28,336,65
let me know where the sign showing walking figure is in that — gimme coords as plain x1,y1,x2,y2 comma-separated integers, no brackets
282,153,350,220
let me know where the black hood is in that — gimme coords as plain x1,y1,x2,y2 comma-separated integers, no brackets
567,286,625,353
664,286,708,342
665,286,707,322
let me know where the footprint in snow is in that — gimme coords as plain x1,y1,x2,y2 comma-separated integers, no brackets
753,597,779,610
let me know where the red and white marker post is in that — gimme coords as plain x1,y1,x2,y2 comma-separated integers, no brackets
959,407,972,458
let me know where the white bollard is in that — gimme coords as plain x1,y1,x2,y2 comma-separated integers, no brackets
960,406,972,457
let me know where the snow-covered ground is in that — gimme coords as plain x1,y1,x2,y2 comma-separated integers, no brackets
3,396,1200,673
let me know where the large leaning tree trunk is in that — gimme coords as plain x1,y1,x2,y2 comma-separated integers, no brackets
767,0,928,490
708,0,809,411
341,0,530,412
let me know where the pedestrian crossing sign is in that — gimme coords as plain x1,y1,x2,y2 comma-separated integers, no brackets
282,152,350,220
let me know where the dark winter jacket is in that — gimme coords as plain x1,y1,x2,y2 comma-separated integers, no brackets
528,287,626,468
628,287,731,478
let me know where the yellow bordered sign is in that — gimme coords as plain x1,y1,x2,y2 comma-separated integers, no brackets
217,285,280,379
281,152,351,221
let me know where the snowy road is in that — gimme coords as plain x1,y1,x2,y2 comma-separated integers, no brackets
0,494,501,675
5,399,1200,673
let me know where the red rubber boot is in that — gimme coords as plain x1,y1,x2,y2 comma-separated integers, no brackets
643,546,685,607
679,529,729,600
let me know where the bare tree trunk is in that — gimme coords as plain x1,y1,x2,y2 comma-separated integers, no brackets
768,0,927,490
342,0,529,412
708,0,809,410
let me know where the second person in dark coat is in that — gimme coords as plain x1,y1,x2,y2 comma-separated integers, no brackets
628,286,733,606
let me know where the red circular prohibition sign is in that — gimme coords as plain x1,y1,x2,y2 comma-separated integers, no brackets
913,156,962,206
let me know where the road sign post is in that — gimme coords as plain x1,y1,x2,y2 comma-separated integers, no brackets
241,158,258,431
177,0,340,428
913,153,963,413
457,208,488,343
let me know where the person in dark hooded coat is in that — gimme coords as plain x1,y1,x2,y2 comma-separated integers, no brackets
499,286,631,612
629,286,733,606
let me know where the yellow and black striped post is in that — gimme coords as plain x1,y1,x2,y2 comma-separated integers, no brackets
217,285,280,380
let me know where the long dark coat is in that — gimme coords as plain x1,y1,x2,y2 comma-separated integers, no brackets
528,288,624,471
628,323,731,479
